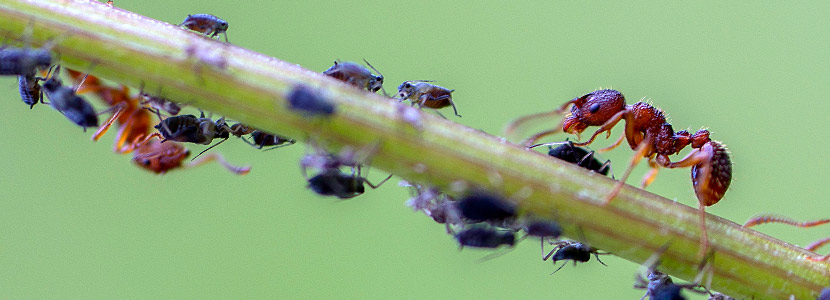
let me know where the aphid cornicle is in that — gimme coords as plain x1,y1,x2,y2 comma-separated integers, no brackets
322,59,385,93
41,66,99,130
179,14,229,42
397,81,461,117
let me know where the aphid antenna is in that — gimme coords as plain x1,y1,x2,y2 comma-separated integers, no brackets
192,136,228,161
528,141,571,149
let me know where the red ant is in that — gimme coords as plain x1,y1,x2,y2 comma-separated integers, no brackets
508,89,732,256
743,215,830,262
66,69,249,175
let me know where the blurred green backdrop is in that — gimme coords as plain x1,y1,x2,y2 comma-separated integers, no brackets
1,1,828,299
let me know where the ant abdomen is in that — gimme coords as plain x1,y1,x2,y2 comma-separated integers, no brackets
693,141,732,207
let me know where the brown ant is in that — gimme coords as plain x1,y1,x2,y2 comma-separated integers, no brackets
396,81,460,117
322,59,385,94
743,215,830,262
512,89,732,256
179,14,229,42
132,138,250,175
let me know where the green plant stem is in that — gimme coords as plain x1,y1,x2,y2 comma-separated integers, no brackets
0,1,827,298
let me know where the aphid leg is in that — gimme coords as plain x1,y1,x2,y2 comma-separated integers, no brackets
598,160,613,178
640,158,660,188
598,131,626,153
572,110,626,147
192,137,229,161
604,137,654,205
187,152,251,175
593,250,610,266
91,102,127,141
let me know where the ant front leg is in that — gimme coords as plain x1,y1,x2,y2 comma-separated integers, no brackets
91,102,127,141
188,152,251,175
572,110,626,147
641,156,661,189
604,136,654,205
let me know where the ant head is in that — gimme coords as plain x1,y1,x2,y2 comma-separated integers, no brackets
690,129,711,148
563,89,626,134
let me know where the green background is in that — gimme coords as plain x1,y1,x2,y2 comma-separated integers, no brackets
1,1,828,299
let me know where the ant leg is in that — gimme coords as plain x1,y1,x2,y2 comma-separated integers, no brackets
807,253,830,262
640,158,660,188
598,131,626,153
604,137,654,205
187,153,251,175
521,127,563,148
742,215,830,228
504,110,563,139
91,102,127,141
572,110,626,147
806,237,830,252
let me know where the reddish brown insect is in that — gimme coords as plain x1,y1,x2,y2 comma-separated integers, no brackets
179,14,229,42
397,81,460,117
512,89,732,256
743,215,830,262
67,70,249,175
133,138,250,175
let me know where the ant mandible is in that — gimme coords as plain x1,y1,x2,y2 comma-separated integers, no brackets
512,89,732,256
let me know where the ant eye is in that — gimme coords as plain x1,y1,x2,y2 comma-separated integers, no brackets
589,103,600,114
141,159,151,166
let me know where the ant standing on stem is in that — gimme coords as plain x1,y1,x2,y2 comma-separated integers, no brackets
509,89,732,257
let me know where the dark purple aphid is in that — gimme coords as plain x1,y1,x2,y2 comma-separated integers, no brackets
287,85,335,116
544,240,608,274
0,47,52,76
322,59,385,93
455,227,515,249
307,169,391,199
41,67,98,130
457,193,516,223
